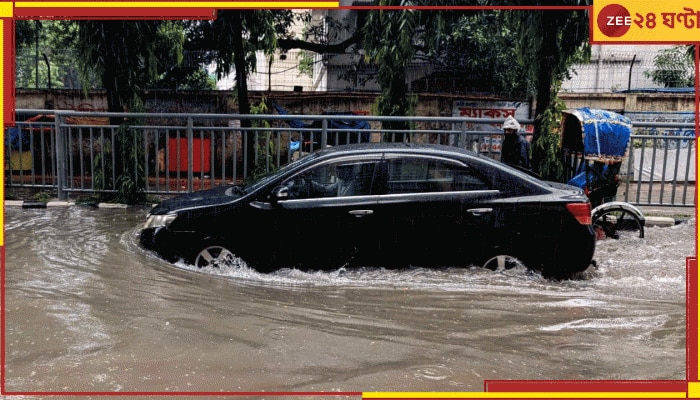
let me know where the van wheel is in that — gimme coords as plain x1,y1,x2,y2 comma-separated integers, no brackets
192,244,246,269
481,255,525,272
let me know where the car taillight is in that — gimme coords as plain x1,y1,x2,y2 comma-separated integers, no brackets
566,203,592,225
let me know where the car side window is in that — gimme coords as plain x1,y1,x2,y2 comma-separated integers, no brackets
282,160,377,200
386,157,489,194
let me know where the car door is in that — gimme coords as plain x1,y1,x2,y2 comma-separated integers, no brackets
251,155,383,270
371,153,502,267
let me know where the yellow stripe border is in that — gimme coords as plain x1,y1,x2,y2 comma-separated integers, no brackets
690,382,700,398
0,2,10,17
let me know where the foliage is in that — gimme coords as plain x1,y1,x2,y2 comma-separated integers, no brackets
16,6,593,187
248,98,277,182
15,20,36,48
194,10,298,173
113,121,146,205
75,20,185,113
363,2,429,138
499,4,591,91
171,68,217,91
421,11,531,97
297,50,315,78
91,96,147,205
92,151,109,200
644,45,694,88
532,90,566,182
360,1,589,152
92,120,146,205
296,12,356,82
32,191,52,202
70,21,183,202
495,1,591,176
15,20,93,89
202,10,293,82
14,20,224,92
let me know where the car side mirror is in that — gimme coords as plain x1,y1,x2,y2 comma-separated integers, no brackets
270,185,289,203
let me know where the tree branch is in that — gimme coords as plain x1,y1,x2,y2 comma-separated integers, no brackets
277,34,361,54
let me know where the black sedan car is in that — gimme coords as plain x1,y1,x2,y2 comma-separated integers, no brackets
140,143,595,278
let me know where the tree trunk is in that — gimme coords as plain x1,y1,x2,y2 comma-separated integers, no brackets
102,56,124,120
231,11,256,177
531,13,558,173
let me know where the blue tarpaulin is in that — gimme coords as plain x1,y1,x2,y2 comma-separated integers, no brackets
567,165,612,189
273,103,371,148
562,108,632,190
568,107,632,159
7,127,30,151
272,102,371,132
272,103,309,130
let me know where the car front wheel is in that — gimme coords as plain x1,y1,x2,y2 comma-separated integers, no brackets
192,244,247,270
481,254,526,272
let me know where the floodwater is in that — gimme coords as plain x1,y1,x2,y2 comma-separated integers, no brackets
3,205,695,394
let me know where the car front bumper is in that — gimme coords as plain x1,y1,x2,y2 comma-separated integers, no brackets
140,227,194,263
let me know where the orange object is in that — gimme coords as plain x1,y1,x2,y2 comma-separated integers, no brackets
167,137,211,173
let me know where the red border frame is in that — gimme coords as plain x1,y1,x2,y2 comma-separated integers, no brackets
2,3,698,398
484,258,697,394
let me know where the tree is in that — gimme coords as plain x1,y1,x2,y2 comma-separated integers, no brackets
355,2,589,150
74,20,184,203
362,1,458,140
498,2,590,180
362,2,416,140
422,11,531,97
75,20,185,115
15,20,88,90
15,20,217,92
190,10,300,174
355,3,588,176
645,45,694,88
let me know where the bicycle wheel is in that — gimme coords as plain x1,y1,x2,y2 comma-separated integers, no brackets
592,202,645,239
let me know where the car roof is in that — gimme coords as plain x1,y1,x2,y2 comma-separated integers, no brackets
315,142,479,159
313,142,553,191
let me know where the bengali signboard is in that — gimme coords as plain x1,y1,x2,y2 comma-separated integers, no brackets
451,100,532,154
592,0,700,43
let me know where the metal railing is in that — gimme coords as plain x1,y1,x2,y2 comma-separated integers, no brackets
6,110,696,208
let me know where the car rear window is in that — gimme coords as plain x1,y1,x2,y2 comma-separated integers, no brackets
473,161,544,196
385,157,490,194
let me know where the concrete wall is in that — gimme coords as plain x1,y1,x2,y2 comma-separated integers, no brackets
13,89,696,120
558,92,695,114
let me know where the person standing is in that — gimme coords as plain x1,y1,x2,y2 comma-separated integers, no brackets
500,116,531,170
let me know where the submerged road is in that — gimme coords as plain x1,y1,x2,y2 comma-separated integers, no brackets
3,205,694,393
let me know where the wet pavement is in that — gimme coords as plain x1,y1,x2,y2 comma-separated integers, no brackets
2,205,695,394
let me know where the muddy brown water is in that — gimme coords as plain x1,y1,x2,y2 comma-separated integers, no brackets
3,206,693,394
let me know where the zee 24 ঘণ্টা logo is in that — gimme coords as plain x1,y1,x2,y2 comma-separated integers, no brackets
594,2,700,42
597,3,633,38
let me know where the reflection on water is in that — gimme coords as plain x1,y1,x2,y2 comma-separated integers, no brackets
4,206,693,393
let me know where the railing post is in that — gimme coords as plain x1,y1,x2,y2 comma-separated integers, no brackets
457,121,467,148
623,142,634,203
54,113,66,200
321,118,328,149
187,116,194,192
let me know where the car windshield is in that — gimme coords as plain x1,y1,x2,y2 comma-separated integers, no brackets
238,153,321,194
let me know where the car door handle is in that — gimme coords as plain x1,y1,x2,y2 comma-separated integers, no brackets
467,208,493,216
349,209,374,217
